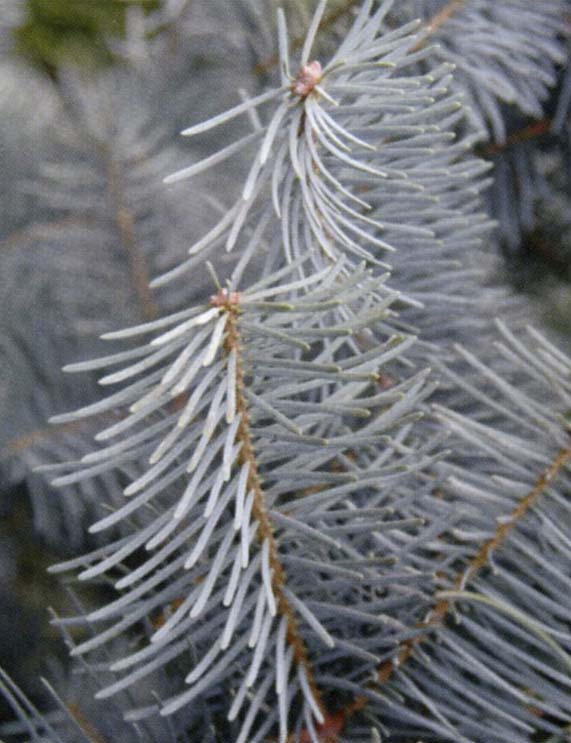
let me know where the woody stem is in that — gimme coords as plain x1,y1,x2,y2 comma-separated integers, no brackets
223,304,325,715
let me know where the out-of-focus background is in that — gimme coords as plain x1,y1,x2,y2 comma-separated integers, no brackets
1,0,570,728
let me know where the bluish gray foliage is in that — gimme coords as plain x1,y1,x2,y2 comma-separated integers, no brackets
394,0,567,141
1,1,571,742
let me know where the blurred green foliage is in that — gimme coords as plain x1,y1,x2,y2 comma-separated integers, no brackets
14,0,160,75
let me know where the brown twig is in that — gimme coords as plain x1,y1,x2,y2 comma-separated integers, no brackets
424,0,464,36
103,147,158,322
66,704,110,743
217,290,325,718
481,119,551,157
376,443,571,682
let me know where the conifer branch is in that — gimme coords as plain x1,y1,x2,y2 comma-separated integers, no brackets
48,260,432,739
292,438,571,742
290,323,571,741
375,440,571,685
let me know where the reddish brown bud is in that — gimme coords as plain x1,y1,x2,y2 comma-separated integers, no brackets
292,60,322,98
209,287,241,308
